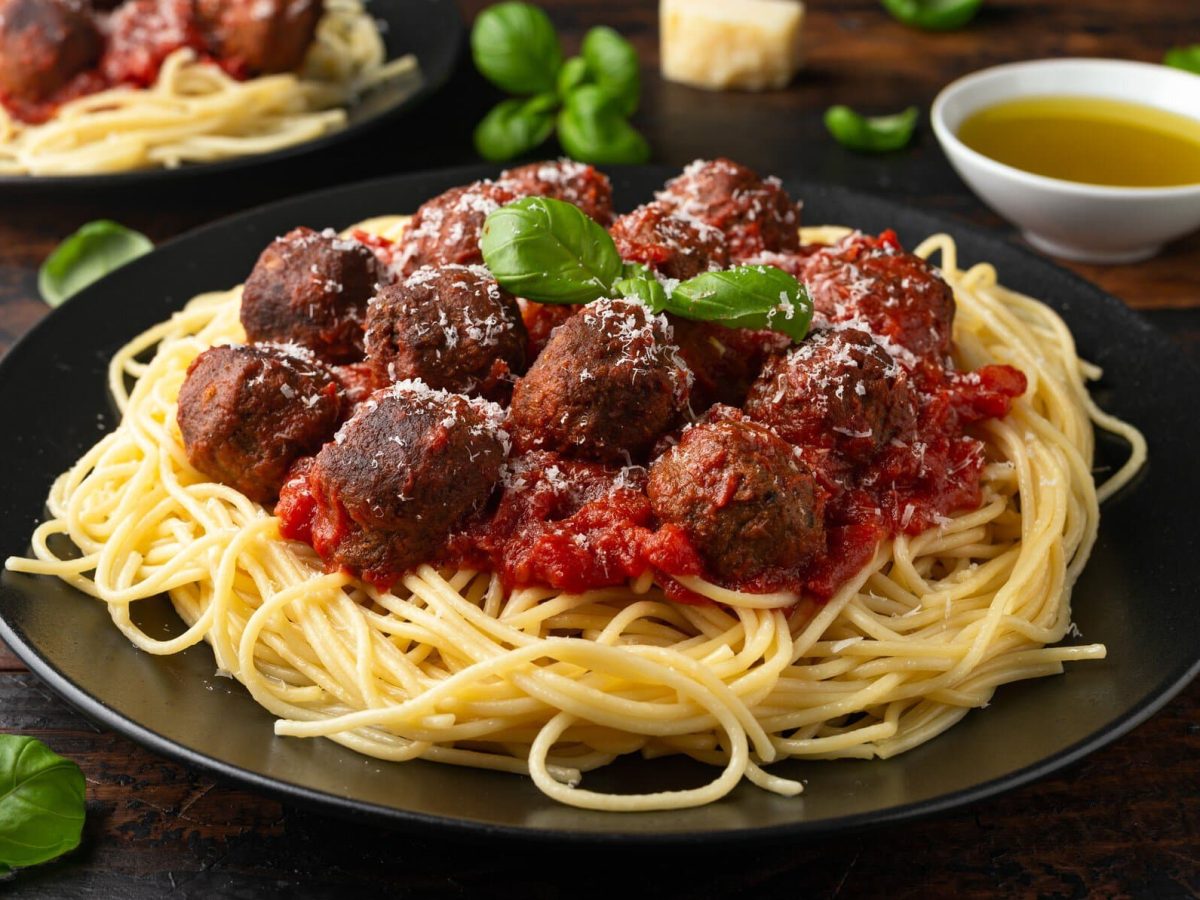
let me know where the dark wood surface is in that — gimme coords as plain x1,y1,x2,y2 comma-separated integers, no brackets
2,1,1198,897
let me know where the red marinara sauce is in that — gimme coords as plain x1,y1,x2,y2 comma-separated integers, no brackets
276,224,1027,608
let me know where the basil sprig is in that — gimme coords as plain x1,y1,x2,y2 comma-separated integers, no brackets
38,220,153,307
470,3,649,163
824,105,919,153
481,198,812,343
1164,44,1200,75
881,0,983,31
0,735,86,875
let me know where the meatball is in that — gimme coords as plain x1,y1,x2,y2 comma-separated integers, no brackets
240,227,386,364
608,201,728,281
648,418,825,583
306,382,508,584
195,0,322,75
656,158,801,259
508,298,692,464
670,318,790,411
0,0,101,104
744,328,917,462
394,180,518,276
365,264,527,401
100,0,195,86
498,159,614,224
802,230,955,362
177,343,342,503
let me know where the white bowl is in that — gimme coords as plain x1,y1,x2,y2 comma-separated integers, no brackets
931,58,1200,264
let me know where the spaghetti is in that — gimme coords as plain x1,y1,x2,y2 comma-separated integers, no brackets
0,0,419,176
5,216,1146,812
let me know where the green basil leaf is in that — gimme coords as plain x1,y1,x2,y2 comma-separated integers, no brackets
481,196,623,304
581,26,640,116
665,265,812,343
471,2,563,95
557,55,591,98
558,85,650,165
0,735,86,871
880,0,983,30
474,94,558,161
824,105,919,153
38,220,153,307
612,262,669,310
1164,45,1200,75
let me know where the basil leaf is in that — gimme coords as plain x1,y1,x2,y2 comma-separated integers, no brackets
612,262,669,310
557,55,590,98
474,94,557,161
471,2,563,95
824,105,919,153
558,86,650,165
880,0,983,30
1164,44,1200,74
581,26,640,116
38,220,153,307
666,266,812,343
481,196,623,304
0,735,86,871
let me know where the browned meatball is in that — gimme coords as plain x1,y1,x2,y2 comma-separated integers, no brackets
365,264,527,401
744,328,917,462
306,382,509,585
509,298,692,464
656,158,801,259
802,229,955,363
240,227,386,364
195,0,322,75
609,201,728,281
498,159,614,224
648,418,825,583
669,318,790,411
177,343,342,503
0,0,101,104
394,180,518,276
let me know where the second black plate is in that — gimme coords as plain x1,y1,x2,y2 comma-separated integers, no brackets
1,165,1197,842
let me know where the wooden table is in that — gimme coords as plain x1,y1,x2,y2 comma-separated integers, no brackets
2,1,1198,896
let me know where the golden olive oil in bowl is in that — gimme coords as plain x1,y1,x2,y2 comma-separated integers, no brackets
956,96,1200,188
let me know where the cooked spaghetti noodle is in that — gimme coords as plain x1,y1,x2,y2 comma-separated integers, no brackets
5,219,1146,811
0,0,419,176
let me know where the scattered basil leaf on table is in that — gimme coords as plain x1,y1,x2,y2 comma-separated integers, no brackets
558,85,651,164
0,735,86,874
481,196,624,305
1164,44,1200,74
667,267,813,343
474,93,558,161
470,2,562,95
824,105,919,153
581,26,641,117
880,0,983,31
38,220,153,307
469,3,649,163
481,198,812,344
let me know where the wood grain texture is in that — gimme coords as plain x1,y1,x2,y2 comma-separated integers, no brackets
1,0,1198,896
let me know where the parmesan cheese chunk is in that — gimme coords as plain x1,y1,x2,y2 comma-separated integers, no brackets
660,0,805,91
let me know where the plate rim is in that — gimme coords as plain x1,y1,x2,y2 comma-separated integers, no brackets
2,163,1198,843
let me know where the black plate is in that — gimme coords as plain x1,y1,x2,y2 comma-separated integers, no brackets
1,165,1197,842
0,0,462,189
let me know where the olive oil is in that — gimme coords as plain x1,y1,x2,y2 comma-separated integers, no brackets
956,96,1200,187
